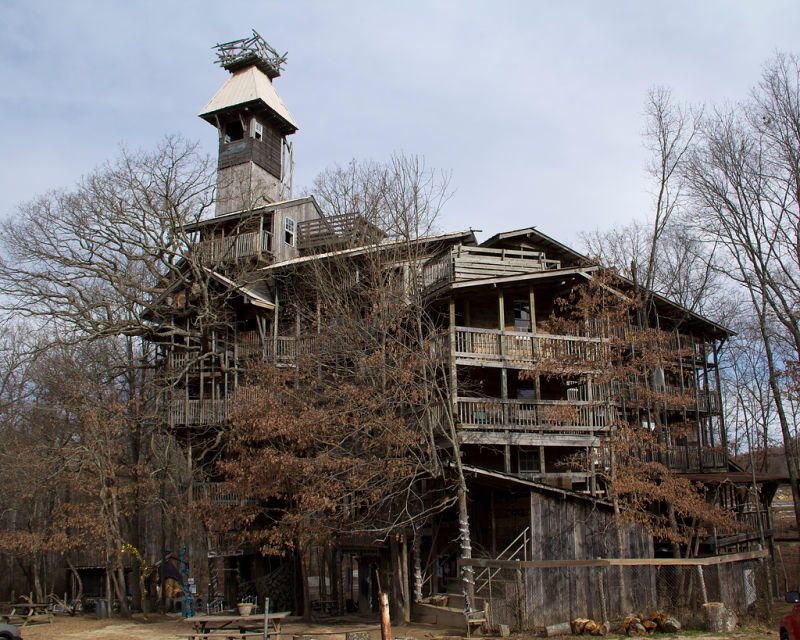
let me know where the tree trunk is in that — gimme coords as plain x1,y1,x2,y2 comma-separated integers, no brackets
457,486,474,613
755,303,800,531
400,534,411,624
299,545,311,621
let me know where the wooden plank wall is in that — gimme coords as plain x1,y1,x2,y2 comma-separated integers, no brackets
514,491,654,628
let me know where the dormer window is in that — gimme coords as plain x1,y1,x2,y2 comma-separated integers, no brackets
284,217,295,246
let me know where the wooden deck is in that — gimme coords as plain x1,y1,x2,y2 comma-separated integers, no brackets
422,245,561,292
196,229,272,262
457,397,614,434
194,482,258,505
454,326,608,369
297,213,382,251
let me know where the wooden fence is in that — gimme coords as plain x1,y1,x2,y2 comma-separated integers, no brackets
459,549,769,630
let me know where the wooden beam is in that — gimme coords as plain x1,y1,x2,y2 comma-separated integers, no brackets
458,548,768,570
459,432,599,447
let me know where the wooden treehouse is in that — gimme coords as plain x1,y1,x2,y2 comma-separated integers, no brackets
145,31,783,631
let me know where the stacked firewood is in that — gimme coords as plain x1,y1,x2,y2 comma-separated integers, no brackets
570,618,607,636
614,612,682,636
570,611,681,636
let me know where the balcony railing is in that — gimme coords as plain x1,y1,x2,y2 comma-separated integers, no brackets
196,229,272,262
194,482,258,506
454,326,608,368
457,397,615,433
612,381,720,414
656,447,728,472
422,245,562,292
168,398,228,426
297,213,383,251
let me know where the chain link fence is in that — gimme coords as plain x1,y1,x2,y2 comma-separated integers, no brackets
468,550,771,631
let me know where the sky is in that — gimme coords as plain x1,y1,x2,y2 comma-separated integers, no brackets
1,1,799,246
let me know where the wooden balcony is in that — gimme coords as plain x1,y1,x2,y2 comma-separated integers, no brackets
454,326,607,369
194,482,258,506
613,382,721,414
297,213,383,251
239,334,316,362
168,398,228,427
422,245,562,292
664,447,728,472
457,397,615,434
196,229,272,262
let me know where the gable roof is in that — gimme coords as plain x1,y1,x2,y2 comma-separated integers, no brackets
482,227,591,267
199,66,298,134
482,226,733,337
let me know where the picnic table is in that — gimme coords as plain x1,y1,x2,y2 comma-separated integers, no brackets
183,611,290,640
0,602,53,626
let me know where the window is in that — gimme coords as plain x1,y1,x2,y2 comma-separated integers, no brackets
519,449,540,474
513,300,531,331
284,217,295,246
253,121,263,141
224,120,244,143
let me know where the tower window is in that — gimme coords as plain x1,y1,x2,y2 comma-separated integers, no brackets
284,217,295,246
224,120,244,143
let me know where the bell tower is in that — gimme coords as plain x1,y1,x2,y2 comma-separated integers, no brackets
200,31,298,216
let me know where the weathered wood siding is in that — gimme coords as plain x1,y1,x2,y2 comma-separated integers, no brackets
472,489,656,630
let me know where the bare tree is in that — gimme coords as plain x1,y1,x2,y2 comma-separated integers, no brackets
685,53,800,529
217,154,474,620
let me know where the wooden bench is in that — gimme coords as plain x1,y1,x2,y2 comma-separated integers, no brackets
0,603,53,627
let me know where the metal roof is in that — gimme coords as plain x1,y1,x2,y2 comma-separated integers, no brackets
461,464,613,507
260,230,478,271
182,196,320,232
199,65,298,133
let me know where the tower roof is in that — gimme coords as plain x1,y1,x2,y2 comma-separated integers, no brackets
199,65,298,134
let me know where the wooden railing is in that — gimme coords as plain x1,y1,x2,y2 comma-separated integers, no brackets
421,251,454,290
611,381,720,414
194,482,258,506
454,326,608,367
457,397,615,433
661,447,728,472
264,336,316,361
169,398,228,426
197,229,272,262
297,213,382,251
237,330,262,358
422,245,561,292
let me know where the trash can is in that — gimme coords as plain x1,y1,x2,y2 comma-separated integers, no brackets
96,599,108,618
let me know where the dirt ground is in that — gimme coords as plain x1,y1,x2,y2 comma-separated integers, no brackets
14,613,785,640
18,615,459,640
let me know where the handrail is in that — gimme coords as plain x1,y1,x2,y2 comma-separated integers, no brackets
475,527,530,593
197,229,272,262
457,396,615,432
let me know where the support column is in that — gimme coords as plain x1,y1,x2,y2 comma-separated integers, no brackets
499,289,510,471
273,288,280,359
713,341,728,464
449,299,458,412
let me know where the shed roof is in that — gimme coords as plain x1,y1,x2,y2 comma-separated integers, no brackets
199,66,298,133
260,230,477,272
